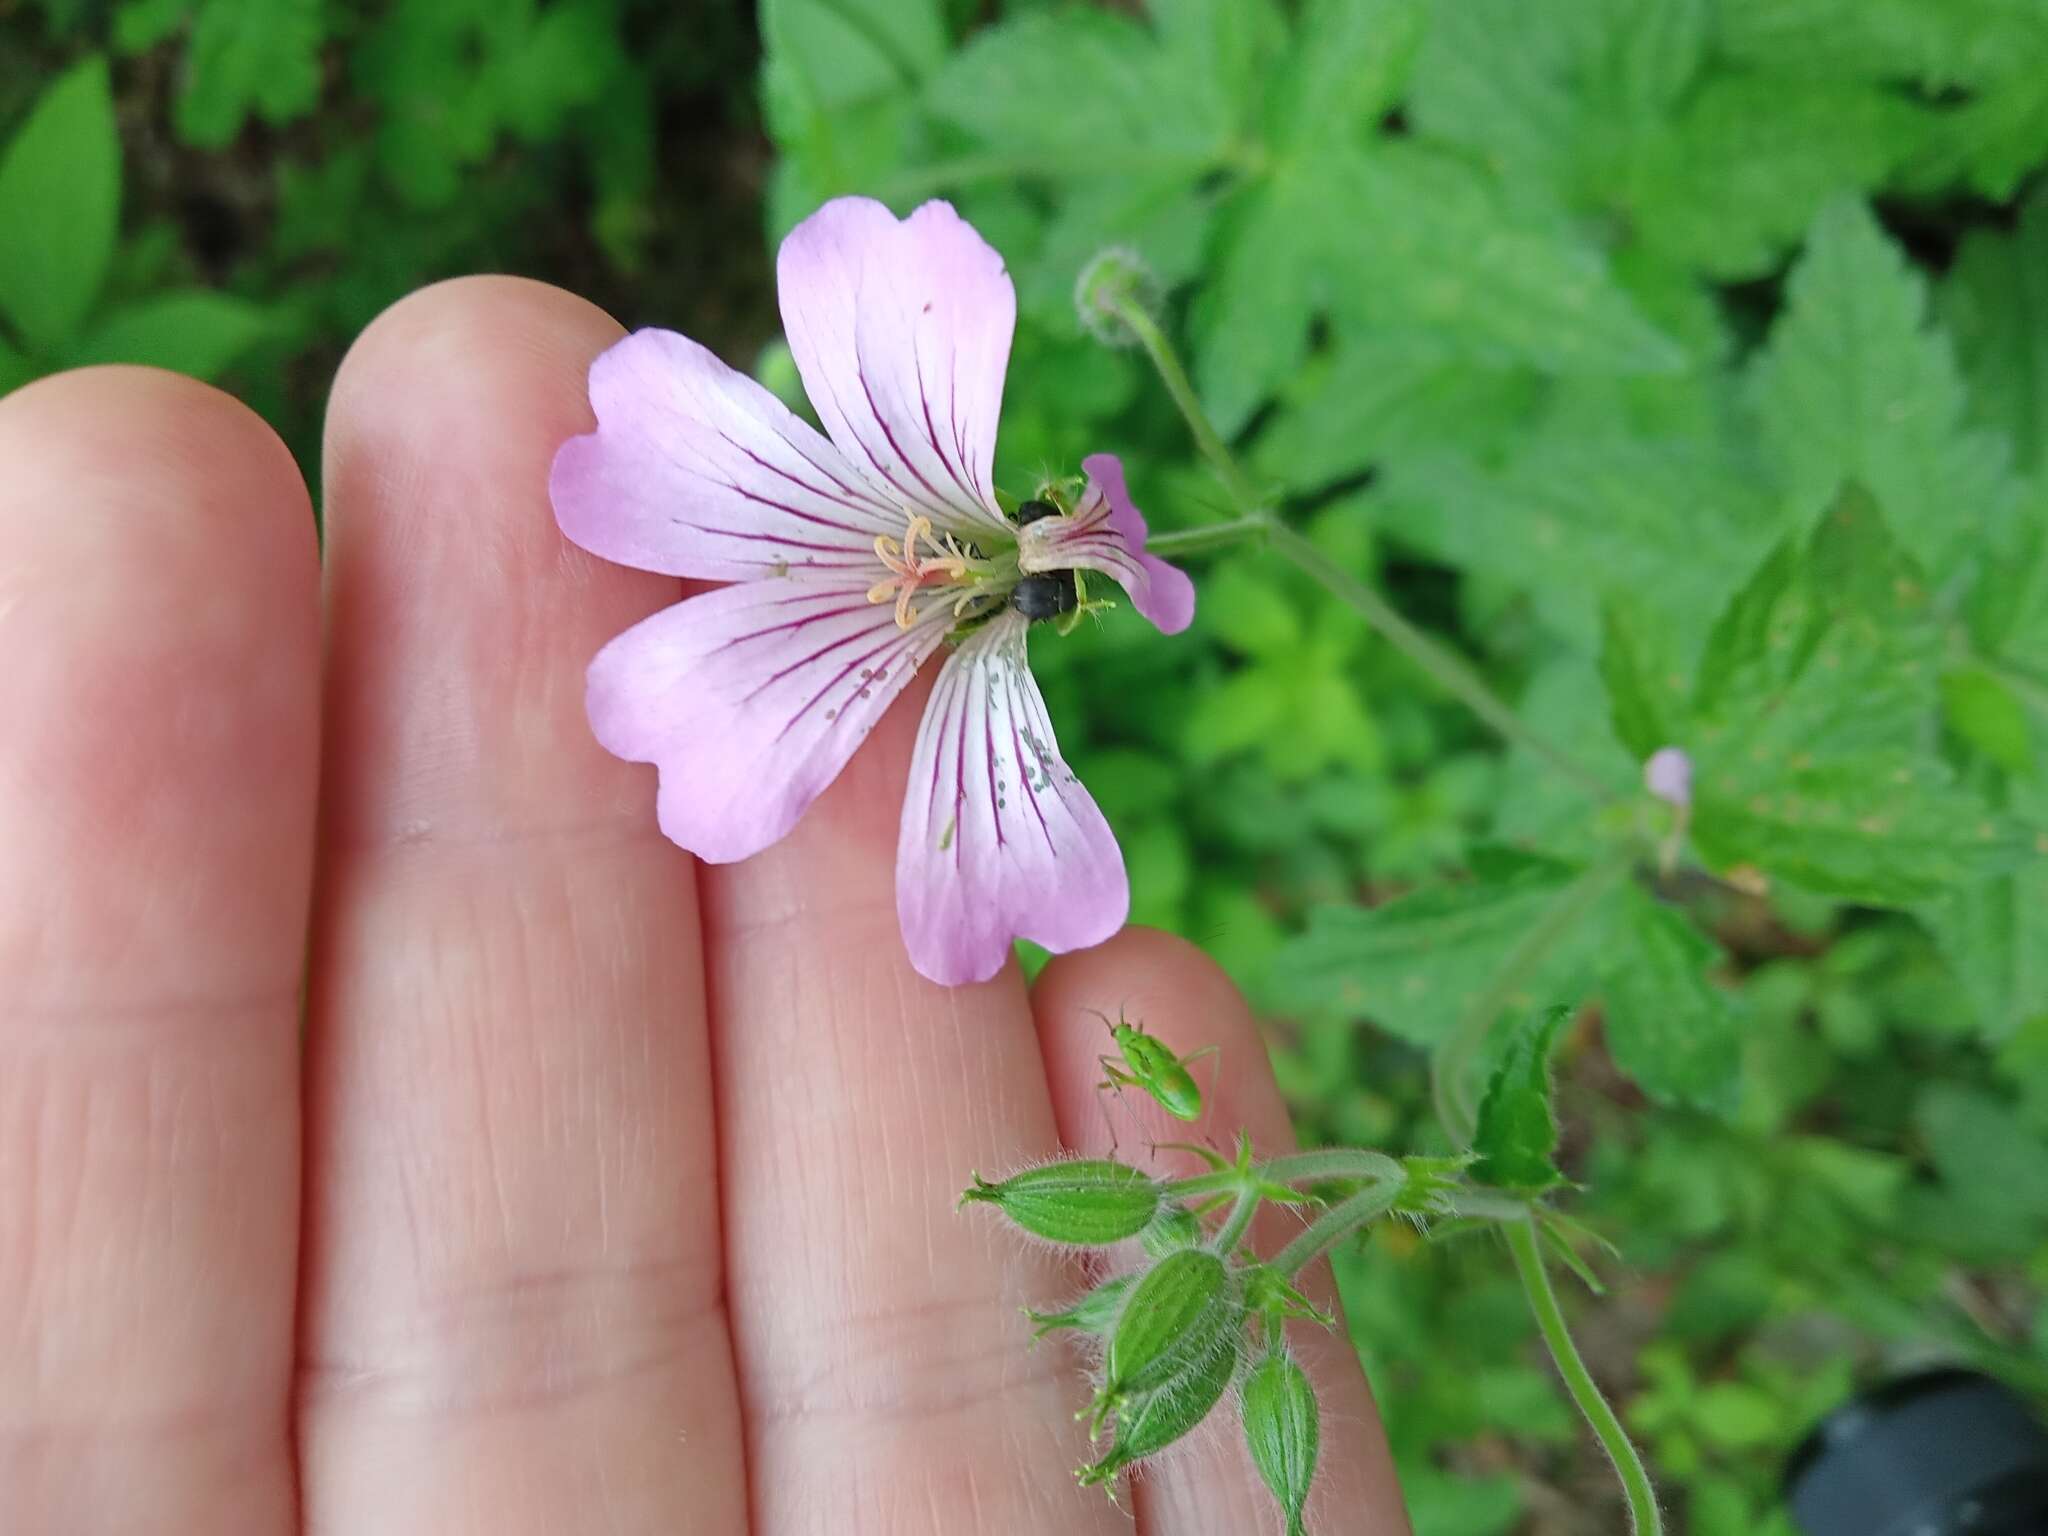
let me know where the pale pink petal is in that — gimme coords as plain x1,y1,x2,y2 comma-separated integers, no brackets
896,611,1128,985
777,197,1014,534
552,327,905,582
1017,453,1195,635
589,578,950,863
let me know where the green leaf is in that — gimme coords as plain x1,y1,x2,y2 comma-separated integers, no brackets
0,334,32,396
0,56,120,350
1941,666,2034,774
1599,597,1688,762
1249,332,1536,491
61,290,267,381
1747,198,2018,579
1189,164,1328,438
1716,0,2048,87
174,0,325,147
1600,887,1743,1115
1265,0,1424,151
1915,1083,2048,1228
1333,144,1686,381
767,0,944,113
1921,774,2048,1044
114,0,194,52
1626,76,1922,282
1272,864,1616,1047
1689,488,2030,904
926,9,1227,166
1940,188,2048,472
1472,1005,1571,1191
1376,436,1774,647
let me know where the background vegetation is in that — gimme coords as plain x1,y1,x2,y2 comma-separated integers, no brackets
5,1,2047,1532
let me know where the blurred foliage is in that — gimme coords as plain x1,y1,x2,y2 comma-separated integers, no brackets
5,0,2048,1531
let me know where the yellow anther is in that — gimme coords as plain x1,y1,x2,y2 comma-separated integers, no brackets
867,512,975,629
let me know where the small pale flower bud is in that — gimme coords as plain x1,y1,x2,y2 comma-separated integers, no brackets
1644,745,1693,809
960,1160,1164,1245
1079,1334,1241,1488
1090,1248,1241,1431
1074,245,1159,348
1025,1274,1133,1341
1242,1347,1321,1536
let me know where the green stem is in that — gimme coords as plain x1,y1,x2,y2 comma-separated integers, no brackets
1107,296,1268,514
1144,513,1276,559
1433,853,1632,1147
1271,1179,1402,1277
1211,1188,1261,1256
1111,294,1616,808
1506,1219,1662,1535
1264,521,1618,805
1257,1148,1405,1186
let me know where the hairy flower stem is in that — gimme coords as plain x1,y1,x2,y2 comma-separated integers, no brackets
1506,1219,1664,1536
1270,1179,1402,1278
1109,295,1617,810
1211,1189,1261,1256
1433,853,1635,1147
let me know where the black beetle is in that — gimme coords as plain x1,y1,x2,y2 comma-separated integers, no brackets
1012,570,1079,621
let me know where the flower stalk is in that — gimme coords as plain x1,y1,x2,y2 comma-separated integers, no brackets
1506,1218,1664,1535
1104,293,1617,810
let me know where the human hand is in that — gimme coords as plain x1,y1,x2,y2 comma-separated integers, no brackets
0,278,1409,1534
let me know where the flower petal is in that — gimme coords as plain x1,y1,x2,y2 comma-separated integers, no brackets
552,327,905,582
777,197,1015,534
896,611,1128,985
1018,453,1195,635
589,578,949,862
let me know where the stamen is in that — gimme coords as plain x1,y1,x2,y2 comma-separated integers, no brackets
865,511,984,630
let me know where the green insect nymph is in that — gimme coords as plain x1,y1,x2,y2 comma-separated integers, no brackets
1095,1010,1217,1123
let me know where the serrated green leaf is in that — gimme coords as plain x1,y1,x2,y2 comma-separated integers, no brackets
1190,164,1326,438
1748,198,2018,578
60,290,267,380
1940,189,2048,472
1715,0,2048,88
1690,488,2029,903
1334,144,1685,380
1627,76,1922,282
174,0,325,147
1272,866,1616,1046
1601,887,1743,1115
1472,1005,1571,1190
1249,332,1536,491
1600,598,1688,762
1922,774,2048,1044
1148,0,1288,144
1377,436,1773,647
1266,0,1424,150
0,56,120,350
767,0,944,114
926,9,1228,166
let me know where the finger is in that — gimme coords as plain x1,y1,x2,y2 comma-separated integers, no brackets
1032,929,1411,1536
299,279,747,1534
0,369,317,1532
702,683,1130,1535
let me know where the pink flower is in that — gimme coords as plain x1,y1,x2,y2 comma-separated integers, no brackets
550,197,1194,985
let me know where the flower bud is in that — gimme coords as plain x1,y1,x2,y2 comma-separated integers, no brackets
1242,1347,1320,1536
1140,1202,1204,1257
1644,745,1693,809
1078,1333,1240,1489
1073,245,1159,348
1025,1274,1133,1341
1090,1248,1240,1431
960,1160,1164,1245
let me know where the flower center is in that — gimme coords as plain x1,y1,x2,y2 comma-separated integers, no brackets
868,514,981,630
